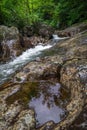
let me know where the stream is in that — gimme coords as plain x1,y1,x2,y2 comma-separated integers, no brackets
0,44,52,85
0,28,87,130
0,35,68,85
0,35,71,128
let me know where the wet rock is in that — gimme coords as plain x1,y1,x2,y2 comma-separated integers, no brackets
0,83,35,130
56,22,87,37
0,26,19,61
0,26,20,62
0,24,87,130
0,26,35,62
68,105,87,130
0,26,19,41
23,36,34,48
79,69,87,84
38,24,54,39
35,57,41,62
14,56,62,82
10,109,35,130
26,36,48,46
22,23,54,46
23,26,34,37
37,121,55,130
3,102,22,126
23,24,54,40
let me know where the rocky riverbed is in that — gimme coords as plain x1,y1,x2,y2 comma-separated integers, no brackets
0,24,87,130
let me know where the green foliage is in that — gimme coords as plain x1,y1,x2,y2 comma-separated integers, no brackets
57,0,87,28
0,0,87,29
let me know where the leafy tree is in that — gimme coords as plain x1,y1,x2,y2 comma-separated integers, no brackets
0,0,87,29
57,0,87,28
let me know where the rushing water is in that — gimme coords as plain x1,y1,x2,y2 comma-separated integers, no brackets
52,34,69,42
1,36,70,128
0,35,68,85
0,44,52,84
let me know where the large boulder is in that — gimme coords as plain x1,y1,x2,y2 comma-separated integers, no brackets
38,24,54,39
0,26,20,62
0,26,19,41
0,26,34,62
23,23,54,39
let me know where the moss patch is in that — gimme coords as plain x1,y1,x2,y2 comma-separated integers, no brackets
6,82,39,105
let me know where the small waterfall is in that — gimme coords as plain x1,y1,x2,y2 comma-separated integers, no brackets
0,44,52,84
53,34,60,40
52,34,69,43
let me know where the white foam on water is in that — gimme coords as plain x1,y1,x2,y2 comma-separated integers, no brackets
10,44,51,65
53,34,60,40
0,44,52,84
53,34,69,41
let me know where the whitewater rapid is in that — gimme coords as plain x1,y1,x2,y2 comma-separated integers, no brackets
0,35,68,85
0,44,52,84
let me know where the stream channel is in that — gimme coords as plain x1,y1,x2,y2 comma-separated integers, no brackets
0,36,69,128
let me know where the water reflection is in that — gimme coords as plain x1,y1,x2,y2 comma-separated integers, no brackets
28,81,69,127
6,81,69,128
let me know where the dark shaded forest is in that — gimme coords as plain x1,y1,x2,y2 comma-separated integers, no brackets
0,0,87,29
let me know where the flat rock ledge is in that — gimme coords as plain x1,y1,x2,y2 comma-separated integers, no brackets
0,31,87,130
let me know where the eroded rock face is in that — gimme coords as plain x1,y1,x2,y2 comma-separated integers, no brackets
0,25,87,130
0,26,18,61
38,24,54,39
0,83,36,130
23,24,54,39
0,26,32,62
56,22,87,37
23,36,49,46
0,26,21,62
0,26,19,41
0,25,52,62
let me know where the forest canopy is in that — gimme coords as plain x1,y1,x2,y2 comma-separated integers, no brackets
0,0,87,29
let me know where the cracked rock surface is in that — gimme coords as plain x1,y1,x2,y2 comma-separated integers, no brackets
0,29,87,130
